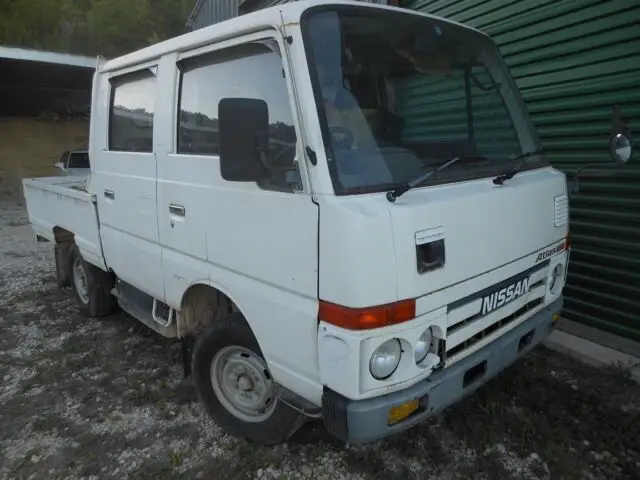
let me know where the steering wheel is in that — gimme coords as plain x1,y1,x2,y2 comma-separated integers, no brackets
270,143,297,168
329,126,354,151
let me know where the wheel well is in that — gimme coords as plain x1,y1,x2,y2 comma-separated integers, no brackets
179,284,238,338
53,226,75,245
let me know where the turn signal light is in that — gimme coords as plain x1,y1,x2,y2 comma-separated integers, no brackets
319,299,416,330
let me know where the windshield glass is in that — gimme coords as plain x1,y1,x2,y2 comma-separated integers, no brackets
302,7,546,195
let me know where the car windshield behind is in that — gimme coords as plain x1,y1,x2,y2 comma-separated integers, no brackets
303,7,545,195
69,152,90,169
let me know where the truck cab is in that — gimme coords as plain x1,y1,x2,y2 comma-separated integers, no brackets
21,0,633,446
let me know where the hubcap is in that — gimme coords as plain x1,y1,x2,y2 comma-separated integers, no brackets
72,258,90,304
210,346,277,423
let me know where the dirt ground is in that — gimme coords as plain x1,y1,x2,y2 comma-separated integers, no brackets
1,197,639,480
0,118,88,198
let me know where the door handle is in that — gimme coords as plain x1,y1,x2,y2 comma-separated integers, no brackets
104,189,115,200
169,204,185,217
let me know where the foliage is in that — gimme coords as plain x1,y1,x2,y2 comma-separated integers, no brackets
0,0,193,58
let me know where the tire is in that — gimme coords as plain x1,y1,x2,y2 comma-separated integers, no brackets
192,312,305,445
69,245,114,317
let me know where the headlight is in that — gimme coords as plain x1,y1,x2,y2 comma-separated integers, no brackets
414,327,433,364
369,339,402,380
549,263,564,294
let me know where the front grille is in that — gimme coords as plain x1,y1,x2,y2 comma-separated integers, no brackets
448,277,546,335
444,262,549,361
447,298,544,358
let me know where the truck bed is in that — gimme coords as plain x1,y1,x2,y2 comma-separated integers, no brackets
22,176,105,269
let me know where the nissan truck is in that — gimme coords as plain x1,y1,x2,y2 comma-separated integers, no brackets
21,0,633,445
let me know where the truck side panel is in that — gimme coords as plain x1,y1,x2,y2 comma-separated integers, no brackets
22,177,106,269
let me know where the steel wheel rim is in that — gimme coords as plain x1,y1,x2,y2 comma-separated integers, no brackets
210,346,277,423
72,257,90,304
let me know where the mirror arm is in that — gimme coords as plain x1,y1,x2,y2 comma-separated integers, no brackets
569,162,623,195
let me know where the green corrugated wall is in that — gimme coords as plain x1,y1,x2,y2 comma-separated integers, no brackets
400,0,640,341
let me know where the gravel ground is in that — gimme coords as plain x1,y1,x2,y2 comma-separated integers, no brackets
1,198,639,480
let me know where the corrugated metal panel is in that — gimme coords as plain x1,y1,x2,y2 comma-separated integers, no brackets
241,0,388,14
187,0,389,29
401,0,640,341
187,0,240,29
254,0,388,7
242,0,290,11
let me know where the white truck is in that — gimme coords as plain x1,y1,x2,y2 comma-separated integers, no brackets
22,0,632,446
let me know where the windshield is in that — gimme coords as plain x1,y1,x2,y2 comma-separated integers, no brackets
302,7,546,195
69,152,90,168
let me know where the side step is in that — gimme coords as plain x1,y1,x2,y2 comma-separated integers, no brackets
112,280,178,338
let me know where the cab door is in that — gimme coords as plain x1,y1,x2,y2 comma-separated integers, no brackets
154,34,321,395
90,64,165,300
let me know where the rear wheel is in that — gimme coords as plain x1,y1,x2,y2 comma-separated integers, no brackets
192,312,304,445
69,246,114,317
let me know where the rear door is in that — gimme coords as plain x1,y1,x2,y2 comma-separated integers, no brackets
90,64,165,300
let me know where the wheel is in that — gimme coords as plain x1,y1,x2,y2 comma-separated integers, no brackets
192,312,305,445
69,245,114,317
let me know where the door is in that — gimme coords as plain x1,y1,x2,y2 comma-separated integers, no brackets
91,64,165,300
155,34,321,393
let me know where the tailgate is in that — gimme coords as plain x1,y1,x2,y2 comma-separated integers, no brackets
22,176,105,269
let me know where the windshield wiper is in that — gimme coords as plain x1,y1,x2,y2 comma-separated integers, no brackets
492,149,546,185
386,156,487,203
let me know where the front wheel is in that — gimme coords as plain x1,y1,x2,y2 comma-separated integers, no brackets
192,312,304,445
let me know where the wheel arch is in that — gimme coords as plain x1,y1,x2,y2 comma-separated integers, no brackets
53,225,75,244
178,280,258,340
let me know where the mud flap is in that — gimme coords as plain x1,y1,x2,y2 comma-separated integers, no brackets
181,336,195,378
54,242,71,288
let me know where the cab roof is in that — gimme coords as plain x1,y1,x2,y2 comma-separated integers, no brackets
100,0,486,74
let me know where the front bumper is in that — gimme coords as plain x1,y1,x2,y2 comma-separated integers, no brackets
321,297,563,444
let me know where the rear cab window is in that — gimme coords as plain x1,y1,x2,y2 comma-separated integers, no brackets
109,68,157,153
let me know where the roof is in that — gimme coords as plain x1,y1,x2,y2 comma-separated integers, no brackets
101,0,486,73
0,45,96,69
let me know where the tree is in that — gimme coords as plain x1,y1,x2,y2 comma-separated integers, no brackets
0,0,192,58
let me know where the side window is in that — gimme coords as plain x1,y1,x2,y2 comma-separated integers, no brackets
109,68,156,152
177,41,299,190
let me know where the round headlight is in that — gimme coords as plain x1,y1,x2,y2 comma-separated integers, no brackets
414,328,433,364
369,339,402,380
549,263,564,294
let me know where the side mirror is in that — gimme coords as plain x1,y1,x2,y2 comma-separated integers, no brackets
609,132,632,165
219,97,269,182
570,131,633,194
